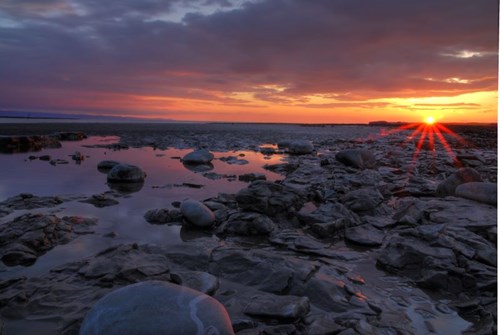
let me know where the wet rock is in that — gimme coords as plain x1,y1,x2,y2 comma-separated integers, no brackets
244,294,310,320
297,202,360,238
0,193,65,217
80,194,119,208
220,156,249,165
238,173,267,182
263,163,299,175
345,224,384,247
107,181,144,194
455,182,497,206
80,281,234,335
435,167,482,197
170,270,220,295
219,211,275,235
54,132,86,141
50,158,69,165
288,140,314,155
342,188,384,213
181,149,214,164
39,155,51,161
180,199,215,228
0,213,96,266
71,151,84,161
183,162,214,173
0,135,61,153
235,181,304,217
97,160,120,172
144,208,183,224
107,163,146,183
335,149,377,169
260,147,277,155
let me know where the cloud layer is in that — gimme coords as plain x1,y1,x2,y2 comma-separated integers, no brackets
0,0,497,121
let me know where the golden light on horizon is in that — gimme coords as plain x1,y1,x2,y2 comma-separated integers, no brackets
425,116,436,125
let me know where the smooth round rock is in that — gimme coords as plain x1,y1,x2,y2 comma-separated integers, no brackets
107,164,145,183
79,281,234,335
455,182,497,205
288,140,314,155
180,200,216,227
182,149,214,165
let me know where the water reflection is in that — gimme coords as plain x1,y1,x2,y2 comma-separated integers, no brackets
107,181,144,194
182,162,214,173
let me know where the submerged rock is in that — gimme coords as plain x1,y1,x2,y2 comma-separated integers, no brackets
455,182,497,206
238,173,267,182
335,149,377,169
144,208,183,224
107,164,146,183
80,281,234,335
180,199,216,228
80,194,119,208
182,149,214,164
435,167,482,197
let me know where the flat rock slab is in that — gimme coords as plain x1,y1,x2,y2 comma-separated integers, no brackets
0,213,96,266
455,182,497,206
345,224,385,247
244,294,310,319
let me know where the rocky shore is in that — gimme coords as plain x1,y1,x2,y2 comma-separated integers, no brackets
0,123,496,334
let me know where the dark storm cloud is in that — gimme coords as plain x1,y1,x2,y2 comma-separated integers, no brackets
0,0,497,114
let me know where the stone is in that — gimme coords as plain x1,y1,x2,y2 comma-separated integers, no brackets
97,160,120,172
455,182,497,206
170,270,220,295
0,213,96,266
0,135,61,153
344,224,384,247
181,149,214,164
342,188,384,213
54,132,86,141
435,167,482,197
79,281,234,335
335,149,377,169
72,151,85,161
220,156,249,165
0,194,65,217
235,181,304,216
80,194,119,208
288,140,314,155
144,208,183,224
219,211,275,235
180,199,216,228
244,294,310,319
238,173,267,182
107,164,146,183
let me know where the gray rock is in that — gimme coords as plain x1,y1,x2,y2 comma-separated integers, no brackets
0,213,96,266
180,200,215,228
220,156,249,165
0,194,64,217
435,167,482,197
235,181,304,216
97,160,120,172
144,208,183,224
335,149,377,169
219,211,275,235
79,281,234,335
244,294,310,319
170,270,220,295
455,182,497,206
107,164,146,183
345,224,384,247
342,188,384,213
238,173,267,183
288,140,314,155
182,149,214,164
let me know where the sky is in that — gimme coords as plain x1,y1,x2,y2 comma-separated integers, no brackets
0,0,498,123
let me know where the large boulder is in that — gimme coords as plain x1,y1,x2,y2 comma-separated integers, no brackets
235,181,304,216
107,164,146,183
288,140,314,155
455,182,497,206
335,149,377,169
79,281,234,335
180,200,216,228
182,149,214,165
435,167,482,197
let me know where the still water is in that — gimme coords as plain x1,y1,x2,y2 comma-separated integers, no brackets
0,136,284,278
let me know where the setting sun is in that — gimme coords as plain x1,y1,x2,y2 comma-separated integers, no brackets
425,116,436,125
